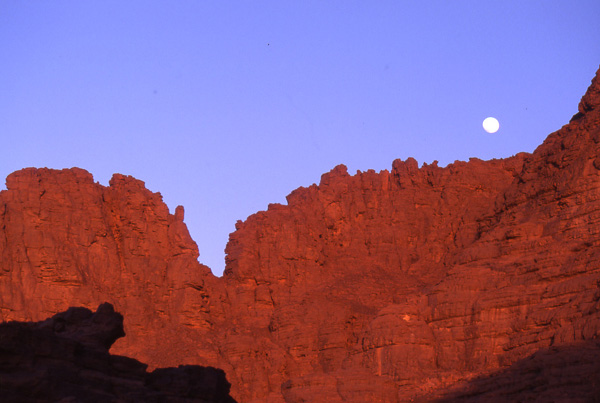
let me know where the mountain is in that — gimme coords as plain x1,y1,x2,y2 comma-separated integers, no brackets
1,66,599,402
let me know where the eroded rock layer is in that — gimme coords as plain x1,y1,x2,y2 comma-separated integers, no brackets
1,66,599,402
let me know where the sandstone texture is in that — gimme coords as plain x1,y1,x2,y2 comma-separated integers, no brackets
1,66,599,402
0,303,236,402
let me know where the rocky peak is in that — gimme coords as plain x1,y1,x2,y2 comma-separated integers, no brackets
5,167,95,191
578,64,600,115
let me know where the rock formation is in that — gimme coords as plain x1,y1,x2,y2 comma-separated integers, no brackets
0,303,236,402
0,66,599,402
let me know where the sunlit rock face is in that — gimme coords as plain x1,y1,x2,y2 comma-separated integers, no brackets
0,66,599,402
0,168,225,369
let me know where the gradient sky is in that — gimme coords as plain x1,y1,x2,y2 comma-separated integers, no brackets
2,2,599,276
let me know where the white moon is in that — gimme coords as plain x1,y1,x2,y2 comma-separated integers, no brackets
482,117,500,133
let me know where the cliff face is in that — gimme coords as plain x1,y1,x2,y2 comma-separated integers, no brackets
0,169,225,367
1,66,599,402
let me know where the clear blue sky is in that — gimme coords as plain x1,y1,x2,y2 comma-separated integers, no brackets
2,2,599,276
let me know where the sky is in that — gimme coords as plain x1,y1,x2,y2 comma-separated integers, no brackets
2,2,599,276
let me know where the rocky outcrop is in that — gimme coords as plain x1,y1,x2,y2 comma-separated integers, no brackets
0,66,599,402
0,303,236,402
0,169,224,368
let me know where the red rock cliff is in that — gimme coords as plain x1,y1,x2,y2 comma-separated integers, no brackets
1,66,599,402
0,170,224,366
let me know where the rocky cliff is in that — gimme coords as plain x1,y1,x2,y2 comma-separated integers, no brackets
1,66,599,402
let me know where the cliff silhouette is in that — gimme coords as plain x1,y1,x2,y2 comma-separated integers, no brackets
1,66,599,402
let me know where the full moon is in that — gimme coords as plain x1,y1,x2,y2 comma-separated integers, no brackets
482,117,500,133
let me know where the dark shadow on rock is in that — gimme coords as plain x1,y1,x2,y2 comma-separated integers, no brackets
433,340,600,402
0,303,236,402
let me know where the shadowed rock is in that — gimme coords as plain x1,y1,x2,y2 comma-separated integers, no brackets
433,340,600,402
0,304,236,402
